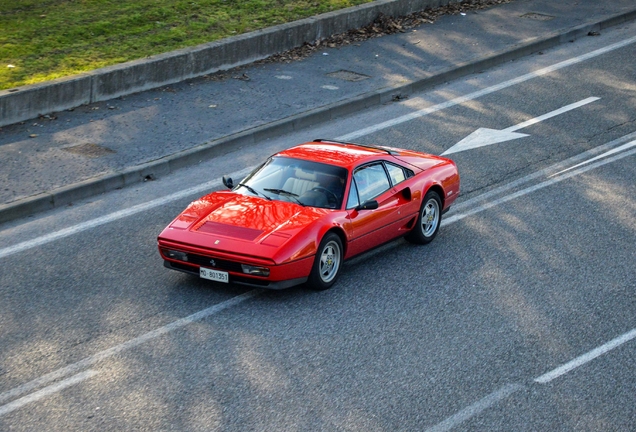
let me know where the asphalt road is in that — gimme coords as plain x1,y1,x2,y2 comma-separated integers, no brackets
1,19,635,432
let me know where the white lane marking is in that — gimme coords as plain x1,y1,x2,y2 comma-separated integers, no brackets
2,132,635,263
0,167,253,260
505,97,601,132
1,136,634,413
442,97,600,155
535,328,636,384
3,36,636,260
337,36,636,141
424,384,525,432
442,128,530,156
442,140,636,227
0,370,98,417
0,33,632,419
0,290,261,405
550,139,636,177
451,131,636,214
426,329,636,429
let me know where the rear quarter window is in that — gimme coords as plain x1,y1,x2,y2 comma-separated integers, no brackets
386,162,413,186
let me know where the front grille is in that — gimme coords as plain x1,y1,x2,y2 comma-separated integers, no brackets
185,253,243,272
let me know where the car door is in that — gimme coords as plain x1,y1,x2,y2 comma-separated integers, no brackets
344,161,415,257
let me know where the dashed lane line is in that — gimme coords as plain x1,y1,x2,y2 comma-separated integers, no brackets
425,384,525,432
0,290,262,407
535,327,636,384
0,371,98,417
1,135,634,416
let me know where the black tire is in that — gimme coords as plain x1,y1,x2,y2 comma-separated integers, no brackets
307,232,343,290
405,190,442,245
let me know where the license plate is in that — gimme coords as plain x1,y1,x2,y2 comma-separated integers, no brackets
200,267,229,283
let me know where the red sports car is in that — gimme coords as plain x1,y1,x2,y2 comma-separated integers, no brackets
158,140,460,290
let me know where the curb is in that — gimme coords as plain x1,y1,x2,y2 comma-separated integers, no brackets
0,0,459,129
1,7,636,224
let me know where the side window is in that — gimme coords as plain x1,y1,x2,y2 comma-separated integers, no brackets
346,179,360,209
385,162,406,186
353,163,391,203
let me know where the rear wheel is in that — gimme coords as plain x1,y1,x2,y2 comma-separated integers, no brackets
308,233,343,290
406,190,442,244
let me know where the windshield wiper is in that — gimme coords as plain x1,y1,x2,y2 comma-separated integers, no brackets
263,188,305,206
238,183,271,200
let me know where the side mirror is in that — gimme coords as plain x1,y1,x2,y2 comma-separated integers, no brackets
222,176,233,189
355,200,379,211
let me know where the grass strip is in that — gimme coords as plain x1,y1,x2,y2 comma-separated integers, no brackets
0,0,374,90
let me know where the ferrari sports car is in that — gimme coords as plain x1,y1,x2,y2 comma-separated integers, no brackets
158,139,460,290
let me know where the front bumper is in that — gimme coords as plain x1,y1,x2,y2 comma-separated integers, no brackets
162,256,312,290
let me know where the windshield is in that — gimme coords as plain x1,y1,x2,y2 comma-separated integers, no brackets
237,156,347,209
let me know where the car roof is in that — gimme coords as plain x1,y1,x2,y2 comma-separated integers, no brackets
275,140,396,169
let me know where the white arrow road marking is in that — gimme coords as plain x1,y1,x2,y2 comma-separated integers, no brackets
442,97,600,155
442,128,530,155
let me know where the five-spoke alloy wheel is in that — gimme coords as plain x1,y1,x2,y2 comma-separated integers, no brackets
308,232,343,290
406,190,442,244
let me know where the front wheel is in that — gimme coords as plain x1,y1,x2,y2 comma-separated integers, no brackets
406,190,442,245
307,233,343,290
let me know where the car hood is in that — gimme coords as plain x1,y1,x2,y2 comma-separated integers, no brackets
166,192,328,245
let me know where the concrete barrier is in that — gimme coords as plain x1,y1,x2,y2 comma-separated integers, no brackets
0,0,460,128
